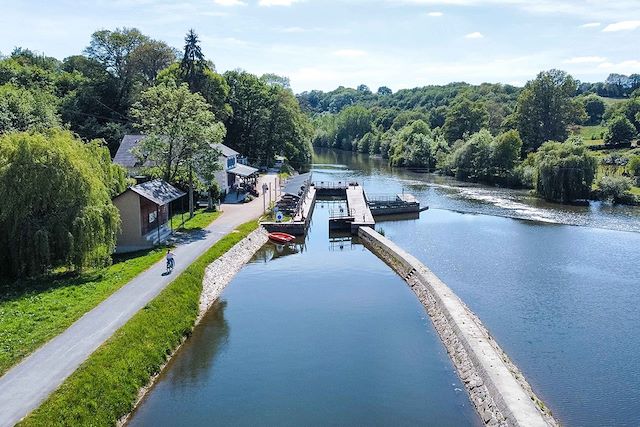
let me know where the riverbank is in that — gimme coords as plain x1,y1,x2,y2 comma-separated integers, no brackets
19,221,263,427
359,227,557,426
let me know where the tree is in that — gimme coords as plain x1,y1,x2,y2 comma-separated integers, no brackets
388,120,444,169
130,82,226,217
0,130,120,277
0,84,59,133
534,140,597,203
261,73,290,89
442,96,488,143
85,28,149,110
224,70,312,168
516,70,583,153
179,29,206,89
157,63,231,122
129,39,178,87
597,175,633,204
491,130,523,179
604,116,636,146
377,86,392,96
334,105,374,150
582,95,605,125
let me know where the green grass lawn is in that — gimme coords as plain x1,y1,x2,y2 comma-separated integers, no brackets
20,221,259,427
574,124,607,146
0,248,166,376
170,208,222,231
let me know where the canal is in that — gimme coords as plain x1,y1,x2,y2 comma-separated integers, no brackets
130,149,640,426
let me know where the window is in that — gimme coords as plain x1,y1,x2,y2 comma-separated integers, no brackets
227,156,236,169
149,210,157,224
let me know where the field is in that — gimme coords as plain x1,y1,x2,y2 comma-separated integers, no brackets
0,248,166,376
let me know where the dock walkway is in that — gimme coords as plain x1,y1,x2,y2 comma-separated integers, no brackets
346,185,375,232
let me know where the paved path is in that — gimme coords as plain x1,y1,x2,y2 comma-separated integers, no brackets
0,176,275,427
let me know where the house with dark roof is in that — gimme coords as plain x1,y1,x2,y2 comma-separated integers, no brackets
112,179,185,253
113,135,258,195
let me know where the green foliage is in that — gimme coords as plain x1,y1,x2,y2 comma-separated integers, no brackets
582,95,606,125
0,84,59,133
0,130,120,277
0,247,165,375
597,175,634,204
224,70,312,168
604,115,637,146
442,96,488,143
516,70,584,153
130,82,225,187
628,155,640,177
19,221,259,427
388,120,444,168
445,129,522,184
534,139,597,203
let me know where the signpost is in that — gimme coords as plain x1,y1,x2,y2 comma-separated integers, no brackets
262,182,268,213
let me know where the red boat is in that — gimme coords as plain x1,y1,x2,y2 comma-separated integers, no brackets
268,232,296,244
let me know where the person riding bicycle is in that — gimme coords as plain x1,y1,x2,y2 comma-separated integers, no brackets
166,249,175,271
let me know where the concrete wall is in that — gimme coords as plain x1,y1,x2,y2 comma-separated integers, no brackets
358,227,557,427
113,191,144,252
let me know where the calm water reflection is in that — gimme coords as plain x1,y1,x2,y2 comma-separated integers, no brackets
128,203,480,426
312,149,640,427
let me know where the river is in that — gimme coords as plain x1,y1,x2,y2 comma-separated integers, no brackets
129,149,640,426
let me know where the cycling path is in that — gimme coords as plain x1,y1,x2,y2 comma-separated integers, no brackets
0,175,275,427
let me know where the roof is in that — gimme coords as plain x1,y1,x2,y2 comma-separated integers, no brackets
213,143,239,158
114,136,239,170
283,172,312,196
227,163,259,177
113,134,146,168
127,179,186,205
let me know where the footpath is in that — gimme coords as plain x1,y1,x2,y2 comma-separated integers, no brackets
0,175,275,427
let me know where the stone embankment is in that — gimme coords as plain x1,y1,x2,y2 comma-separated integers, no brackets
120,227,269,426
358,227,558,427
199,227,269,317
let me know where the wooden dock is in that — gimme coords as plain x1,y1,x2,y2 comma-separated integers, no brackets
346,185,375,232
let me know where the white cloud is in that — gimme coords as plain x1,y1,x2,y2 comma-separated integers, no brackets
597,60,640,73
385,0,640,21
602,20,640,32
333,49,368,57
214,0,246,5
258,0,300,6
465,32,484,39
427,11,443,16
580,22,601,28
563,56,607,64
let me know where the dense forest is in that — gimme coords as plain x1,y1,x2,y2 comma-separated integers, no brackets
301,71,640,204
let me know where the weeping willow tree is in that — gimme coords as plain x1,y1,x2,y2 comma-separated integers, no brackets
534,139,597,203
0,130,121,278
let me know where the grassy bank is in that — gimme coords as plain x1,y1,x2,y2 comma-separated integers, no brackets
20,220,259,427
0,248,166,376
170,208,222,231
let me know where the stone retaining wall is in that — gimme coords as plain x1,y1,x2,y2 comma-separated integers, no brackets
199,227,269,317
358,227,558,427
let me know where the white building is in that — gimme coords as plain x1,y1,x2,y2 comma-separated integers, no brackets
113,135,257,195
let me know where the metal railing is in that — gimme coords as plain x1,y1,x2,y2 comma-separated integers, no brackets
328,206,355,218
312,181,359,189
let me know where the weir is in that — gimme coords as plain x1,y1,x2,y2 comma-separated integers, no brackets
358,227,558,427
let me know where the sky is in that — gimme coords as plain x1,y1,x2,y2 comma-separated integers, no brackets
1,0,639,93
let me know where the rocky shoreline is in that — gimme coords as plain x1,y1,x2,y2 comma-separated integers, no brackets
359,226,558,427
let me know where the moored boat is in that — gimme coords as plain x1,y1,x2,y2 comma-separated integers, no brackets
268,232,296,244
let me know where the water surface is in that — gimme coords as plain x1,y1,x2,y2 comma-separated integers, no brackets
128,203,480,426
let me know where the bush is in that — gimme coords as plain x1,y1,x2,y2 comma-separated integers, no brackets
604,116,637,146
597,175,634,204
